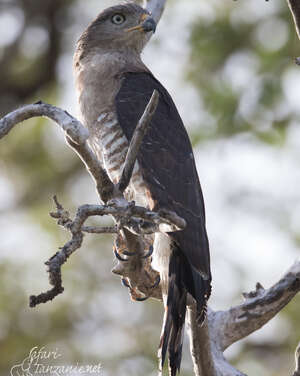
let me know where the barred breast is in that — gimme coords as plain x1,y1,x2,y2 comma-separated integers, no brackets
93,112,170,298
90,111,149,207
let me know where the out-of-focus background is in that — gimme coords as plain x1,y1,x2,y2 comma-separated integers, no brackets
0,0,299,375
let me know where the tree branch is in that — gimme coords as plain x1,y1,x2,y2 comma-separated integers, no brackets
81,225,118,234
0,102,88,144
286,0,300,64
38,195,171,305
286,0,300,40
293,342,300,376
187,307,217,376
144,0,167,24
118,89,159,193
213,260,300,351
0,91,172,306
30,193,178,306
187,261,300,375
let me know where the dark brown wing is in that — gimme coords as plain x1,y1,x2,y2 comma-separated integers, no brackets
115,71,211,281
116,71,211,376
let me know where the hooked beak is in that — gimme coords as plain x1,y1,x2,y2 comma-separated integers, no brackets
126,14,157,33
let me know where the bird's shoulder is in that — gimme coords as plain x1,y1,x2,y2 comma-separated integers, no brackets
116,71,191,156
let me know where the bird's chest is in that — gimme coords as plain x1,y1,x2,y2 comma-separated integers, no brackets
94,112,127,181
75,57,148,206
91,111,148,207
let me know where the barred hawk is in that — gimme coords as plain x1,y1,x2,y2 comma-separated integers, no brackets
73,3,211,375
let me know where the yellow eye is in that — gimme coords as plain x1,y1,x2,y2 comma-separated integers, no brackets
111,14,126,25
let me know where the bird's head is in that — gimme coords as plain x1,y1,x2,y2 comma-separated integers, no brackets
77,3,156,56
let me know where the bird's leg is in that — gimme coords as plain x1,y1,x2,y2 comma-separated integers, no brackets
114,231,151,300
113,229,161,301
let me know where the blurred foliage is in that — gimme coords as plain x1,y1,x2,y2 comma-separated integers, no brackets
0,0,299,375
0,0,75,116
187,1,300,373
0,0,82,209
188,1,298,145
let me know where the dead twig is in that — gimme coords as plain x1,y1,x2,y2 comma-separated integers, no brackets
293,342,300,376
286,0,300,63
117,89,159,193
0,90,169,306
144,0,167,24
28,172,184,305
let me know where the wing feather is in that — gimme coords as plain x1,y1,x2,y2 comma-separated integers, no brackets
115,72,211,281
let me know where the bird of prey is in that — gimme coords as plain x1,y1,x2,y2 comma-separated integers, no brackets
73,3,211,375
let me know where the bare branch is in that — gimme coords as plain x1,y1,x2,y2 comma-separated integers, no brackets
286,0,300,64
128,205,186,232
0,90,168,307
186,261,300,375
0,102,88,144
82,225,117,234
187,307,217,376
212,260,300,351
293,343,300,376
286,0,300,40
30,194,184,306
117,90,159,193
144,0,167,24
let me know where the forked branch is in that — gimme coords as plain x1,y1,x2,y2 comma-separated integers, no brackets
0,90,184,307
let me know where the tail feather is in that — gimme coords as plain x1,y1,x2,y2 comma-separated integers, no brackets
159,306,172,369
168,288,186,376
158,244,211,376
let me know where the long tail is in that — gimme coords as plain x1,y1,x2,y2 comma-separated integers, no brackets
158,245,211,376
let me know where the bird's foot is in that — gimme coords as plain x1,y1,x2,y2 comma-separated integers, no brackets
121,278,149,301
150,274,161,288
113,243,153,262
120,273,160,302
113,232,138,261
141,245,153,259
114,248,138,261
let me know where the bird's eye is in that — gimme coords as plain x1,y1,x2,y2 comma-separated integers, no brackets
111,14,126,25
